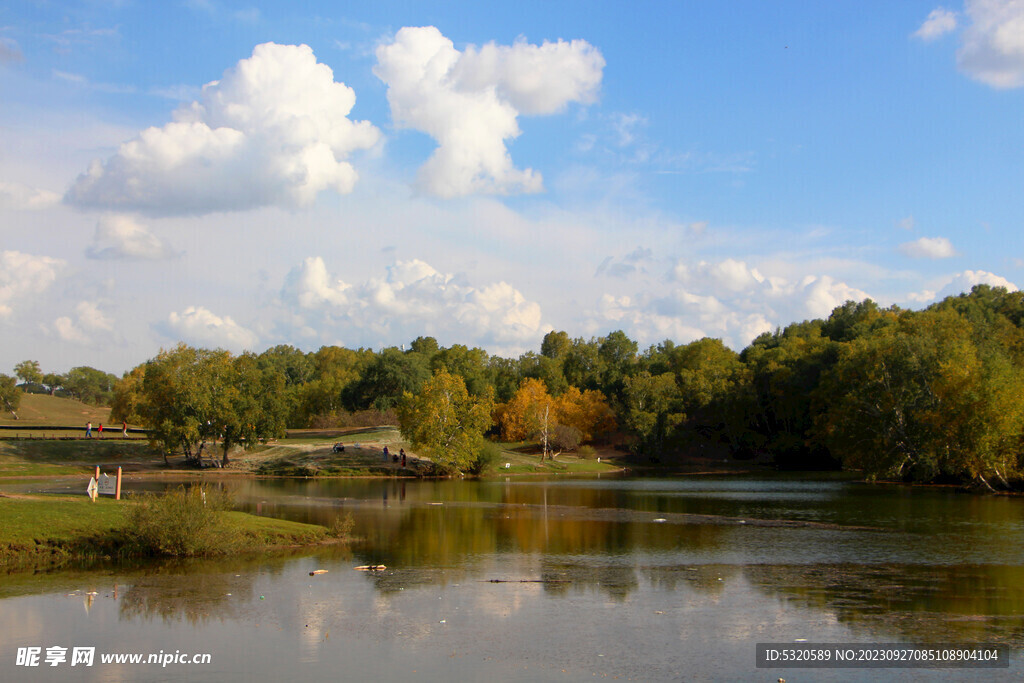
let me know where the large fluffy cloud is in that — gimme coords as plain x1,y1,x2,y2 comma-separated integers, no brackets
66,43,380,215
281,256,546,351
86,214,177,260
0,250,65,318
161,306,259,352
957,0,1024,88
374,26,604,197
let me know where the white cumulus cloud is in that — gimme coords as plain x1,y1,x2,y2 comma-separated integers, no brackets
163,306,259,351
86,214,177,260
940,269,1018,297
54,301,116,344
281,256,546,352
66,42,380,215
907,269,1018,303
914,8,959,40
957,0,1024,88
587,257,870,349
374,26,604,198
898,236,957,258
0,251,65,318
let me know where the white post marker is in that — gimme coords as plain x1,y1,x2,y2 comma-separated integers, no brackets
86,477,98,502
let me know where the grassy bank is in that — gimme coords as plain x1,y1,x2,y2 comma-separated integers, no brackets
0,492,334,571
0,439,159,477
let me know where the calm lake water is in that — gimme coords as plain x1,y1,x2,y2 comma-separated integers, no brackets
2,474,1023,681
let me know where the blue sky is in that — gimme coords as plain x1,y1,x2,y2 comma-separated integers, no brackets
1,0,1022,374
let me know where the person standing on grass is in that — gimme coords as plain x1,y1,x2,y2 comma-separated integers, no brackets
98,423,103,439
86,421,92,438
401,449,406,468
383,445,390,463
122,421,128,439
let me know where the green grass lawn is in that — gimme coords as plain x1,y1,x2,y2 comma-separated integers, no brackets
483,440,625,475
0,494,331,570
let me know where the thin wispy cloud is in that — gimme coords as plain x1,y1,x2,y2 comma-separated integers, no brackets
899,236,957,259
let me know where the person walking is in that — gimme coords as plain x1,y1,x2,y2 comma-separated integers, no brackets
98,423,103,439
122,421,128,439
383,446,390,463
401,449,406,468
85,422,92,438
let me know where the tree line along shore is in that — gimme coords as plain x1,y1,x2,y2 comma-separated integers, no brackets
4,285,1024,490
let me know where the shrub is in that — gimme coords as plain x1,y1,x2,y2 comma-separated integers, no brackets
469,441,504,475
123,485,238,557
577,445,597,459
328,512,355,540
550,424,582,452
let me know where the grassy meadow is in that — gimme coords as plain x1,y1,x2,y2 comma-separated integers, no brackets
1,393,112,427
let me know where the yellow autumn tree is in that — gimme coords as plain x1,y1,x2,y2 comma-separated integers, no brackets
499,378,557,459
499,380,616,459
555,386,616,441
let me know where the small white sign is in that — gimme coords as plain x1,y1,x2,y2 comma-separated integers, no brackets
86,477,98,500
97,474,116,495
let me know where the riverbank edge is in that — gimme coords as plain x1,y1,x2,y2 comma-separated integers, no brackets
0,493,342,572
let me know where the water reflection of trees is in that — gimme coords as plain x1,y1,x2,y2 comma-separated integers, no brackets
117,551,329,625
745,564,1024,646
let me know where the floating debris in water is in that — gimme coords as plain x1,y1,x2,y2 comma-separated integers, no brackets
309,569,329,576
354,565,386,571
653,518,667,523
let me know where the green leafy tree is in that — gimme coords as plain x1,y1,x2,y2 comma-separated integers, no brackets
220,353,288,465
345,347,429,411
398,370,494,474
136,345,236,465
562,337,602,390
540,330,572,360
519,352,568,396
739,321,840,467
408,335,440,357
598,330,638,407
294,346,371,425
0,374,21,417
13,360,42,387
486,356,521,403
814,309,1024,487
622,371,682,458
41,372,65,396
431,344,491,396
63,366,119,405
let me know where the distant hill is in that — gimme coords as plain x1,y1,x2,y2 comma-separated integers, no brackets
0,393,112,426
